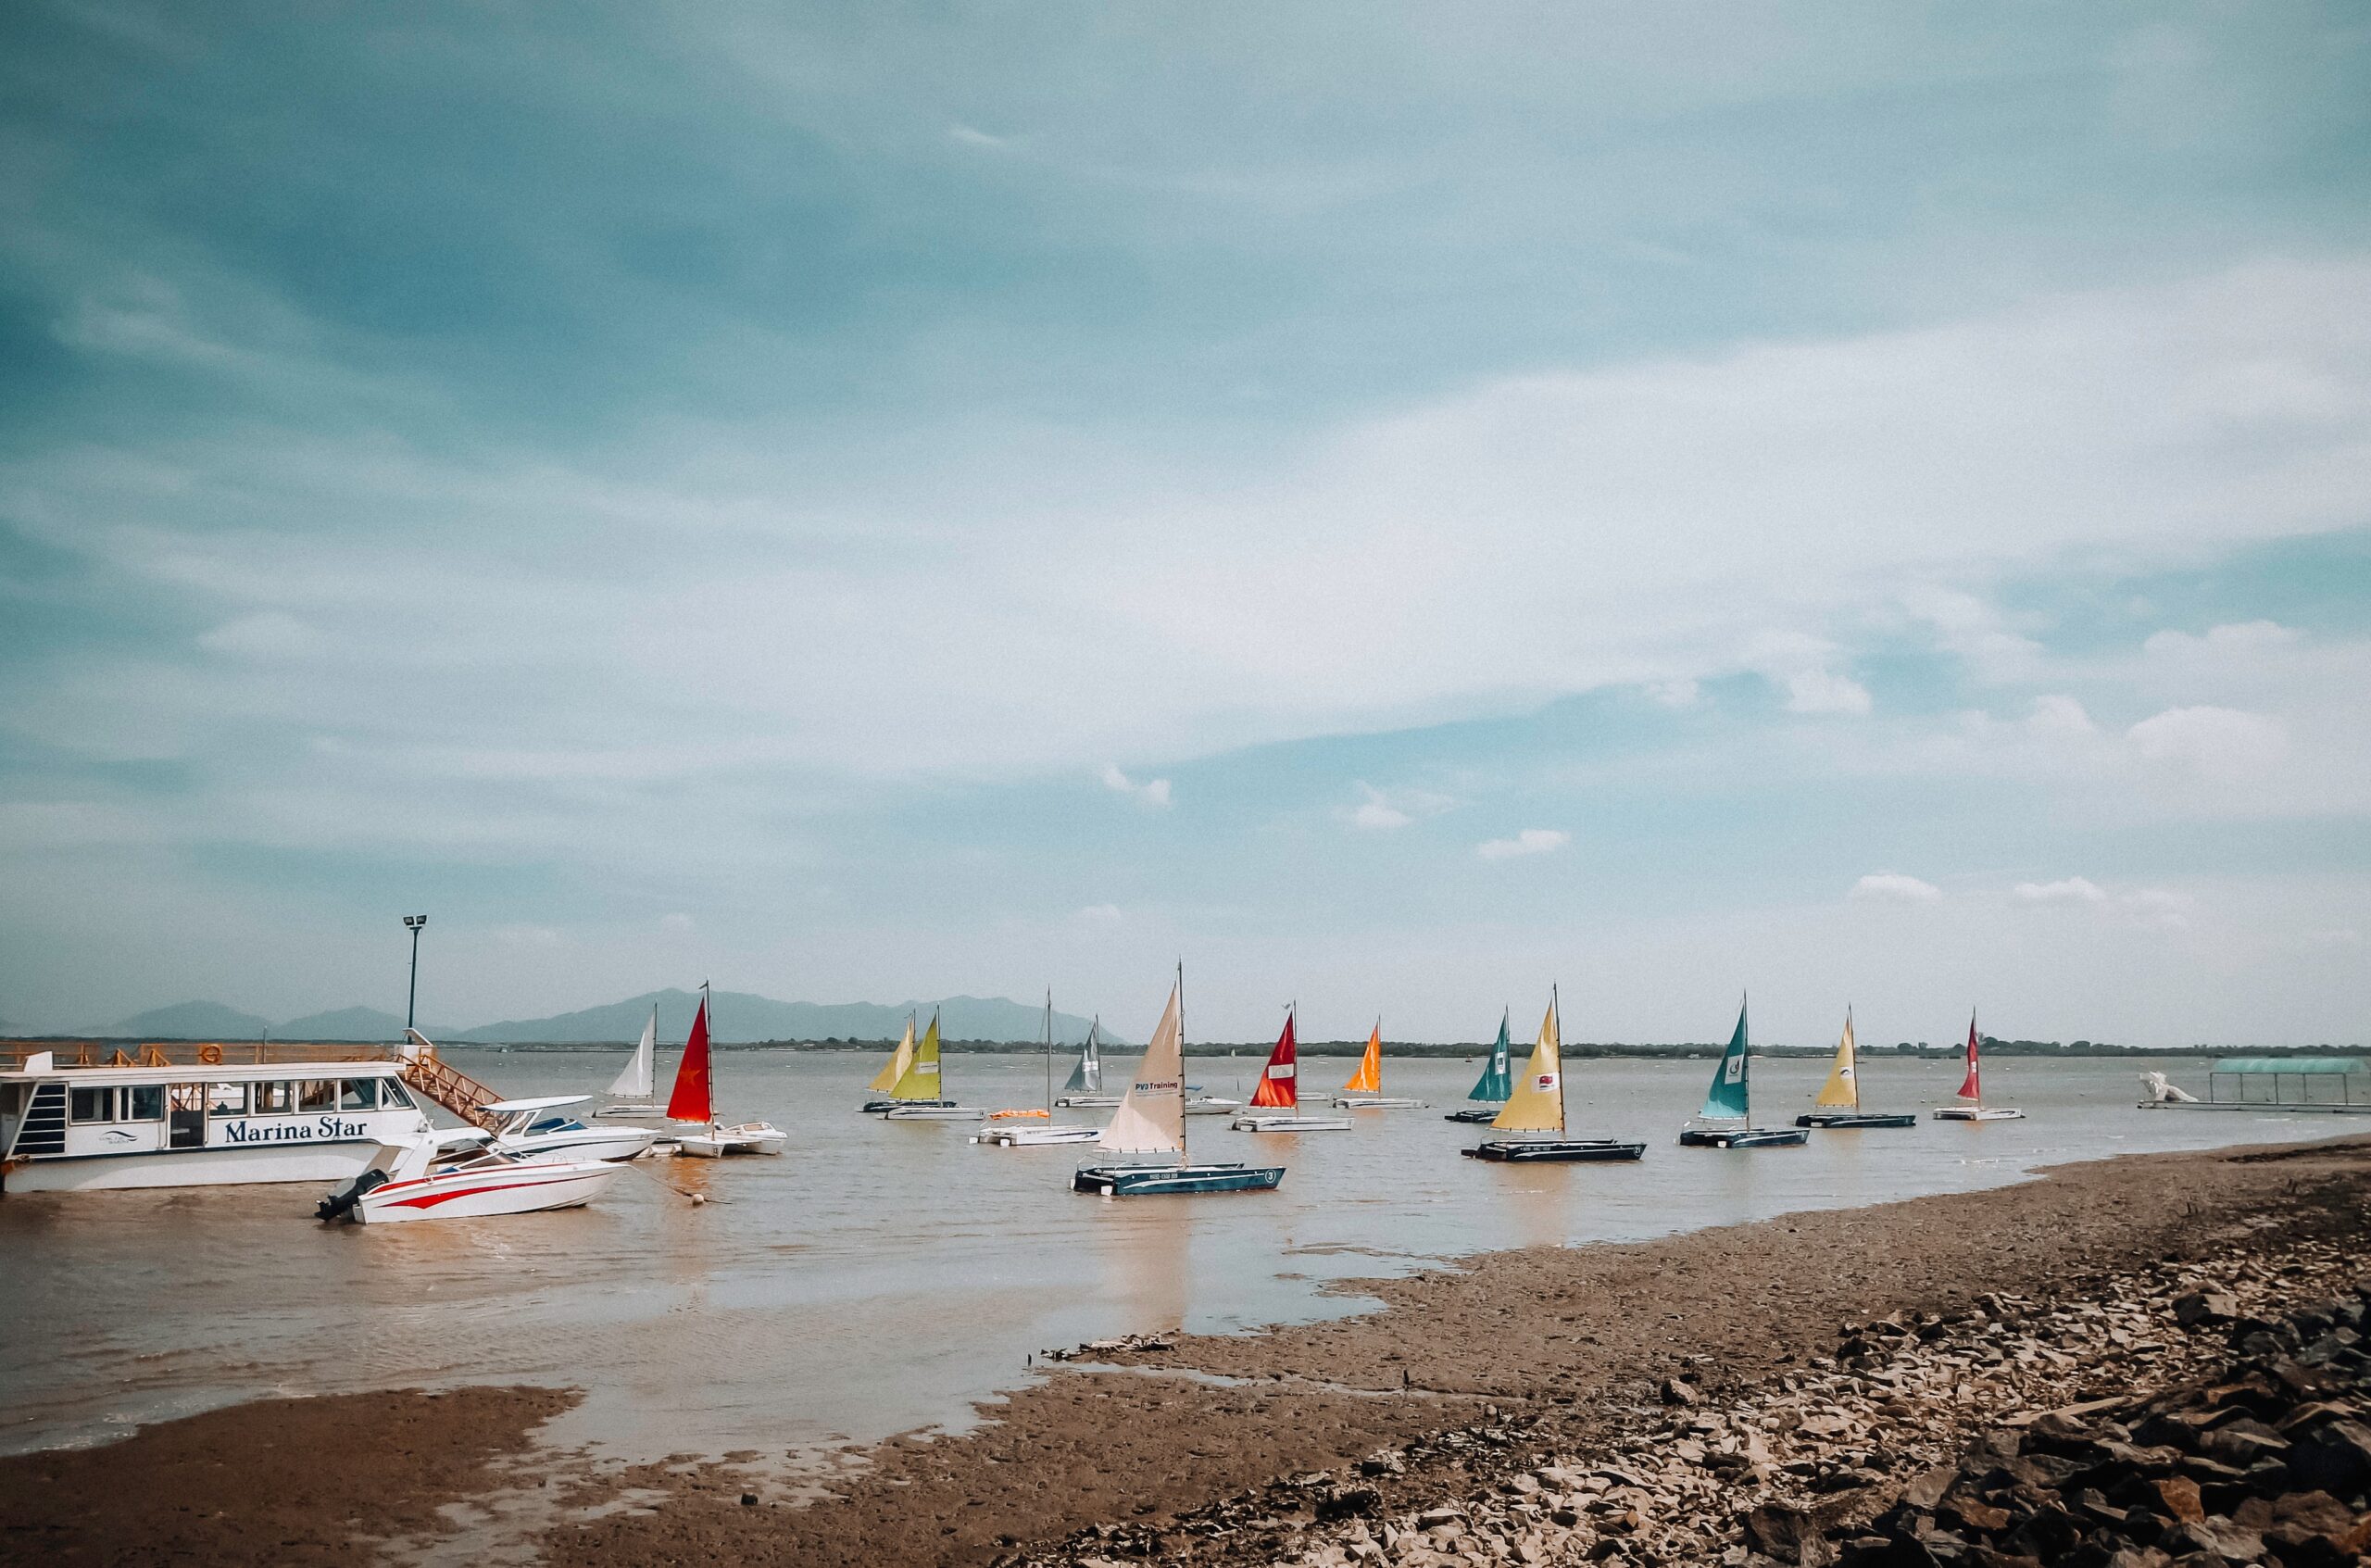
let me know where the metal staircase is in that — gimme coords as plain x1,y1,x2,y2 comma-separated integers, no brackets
397,1050,507,1130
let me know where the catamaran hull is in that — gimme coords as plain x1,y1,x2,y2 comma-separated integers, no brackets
1054,1094,1122,1108
880,1106,985,1121
1795,1112,1919,1130
1934,1107,2026,1121
674,1122,786,1156
1334,1096,1425,1110
1461,1139,1645,1162
1444,1106,1502,1124
593,1104,667,1120
1231,1114,1352,1133
1182,1098,1242,1116
972,1125,1102,1146
862,1098,955,1113
1677,1126,1810,1148
1071,1163,1285,1197
348,1160,621,1223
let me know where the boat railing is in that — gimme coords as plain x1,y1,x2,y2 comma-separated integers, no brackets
397,1051,508,1129
0,1039,402,1072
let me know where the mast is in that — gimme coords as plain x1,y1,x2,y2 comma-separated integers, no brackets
1739,990,1750,1124
1177,960,1187,1165
1043,989,1054,1115
705,981,715,1127
1552,984,1565,1135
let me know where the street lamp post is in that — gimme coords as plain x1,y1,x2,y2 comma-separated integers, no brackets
403,915,429,1032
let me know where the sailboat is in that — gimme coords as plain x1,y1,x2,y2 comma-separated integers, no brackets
1054,1017,1120,1108
670,985,787,1157
1796,1009,1918,1129
861,1015,954,1112
1933,1012,2025,1121
1232,1007,1351,1132
1445,1010,1515,1123
1678,996,1809,1148
876,1010,985,1120
1053,1017,1121,1107
1333,1021,1424,1109
976,993,1102,1146
595,1004,667,1118
1072,970,1286,1196
1462,991,1645,1162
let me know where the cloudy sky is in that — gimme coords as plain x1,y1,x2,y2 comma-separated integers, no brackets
3,3,2367,1044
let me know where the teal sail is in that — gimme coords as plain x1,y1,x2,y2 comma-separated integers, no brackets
1698,998,1751,1121
1468,1011,1514,1102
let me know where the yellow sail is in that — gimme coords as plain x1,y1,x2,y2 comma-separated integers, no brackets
1814,1010,1858,1110
1490,999,1564,1133
889,1011,944,1100
868,1018,917,1093
1098,984,1186,1154
1341,1023,1383,1094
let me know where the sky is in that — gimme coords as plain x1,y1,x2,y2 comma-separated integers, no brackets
2,2,2368,1045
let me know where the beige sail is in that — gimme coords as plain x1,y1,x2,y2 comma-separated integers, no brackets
1490,999,1564,1133
1098,984,1186,1154
1814,1010,1858,1110
888,1012,945,1100
868,1018,917,1093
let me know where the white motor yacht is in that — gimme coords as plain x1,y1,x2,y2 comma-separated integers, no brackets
485,1095,657,1163
320,1132,621,1223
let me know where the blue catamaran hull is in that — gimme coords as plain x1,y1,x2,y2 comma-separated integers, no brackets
1795,1111,1917,1129
1462,1139,1646,1162
1071,1162,1286,1197
1678,1125,1810,1148
1444,1106,1502,1124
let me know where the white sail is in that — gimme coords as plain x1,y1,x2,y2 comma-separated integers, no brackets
1098,985,1185,1155
608,1008,655,1098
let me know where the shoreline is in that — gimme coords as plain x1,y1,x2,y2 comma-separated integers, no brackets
4,1134,2365,1567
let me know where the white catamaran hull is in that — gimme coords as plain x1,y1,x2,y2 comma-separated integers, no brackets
1231,1113,1352,1133
880,1105,985,1121
973,1124,1102,1146
1333,1096,1424,1110
674,1122,786,1156
1934,1106,2025,1121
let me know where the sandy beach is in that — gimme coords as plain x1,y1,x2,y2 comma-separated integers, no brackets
6,1133,2365,1568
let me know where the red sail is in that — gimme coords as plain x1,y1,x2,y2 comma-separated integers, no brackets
1956,1014,1981,1102
1248,1013,1298,1108
667,996,714,1123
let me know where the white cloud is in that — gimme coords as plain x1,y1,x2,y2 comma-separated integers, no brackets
2126,705,2288,781
1783,669,1874,716
2024,694,2099,744
659,912,695,934
196,611,323,660
1349,786,1411,831
493,923,563,947
1850,872,1942,903
2142,621,2301,661
1073,903,1124,931
1099,763,1173,809
1477,828,1569,860
947,123,1008,148
2014,876,2108,905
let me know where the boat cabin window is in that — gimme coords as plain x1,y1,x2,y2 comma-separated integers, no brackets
69,1086,117,1123
127,1085,166,1121
207,1083,248,1115
378,1080,415,1109
340,1079,378,1110
252,1081,295,1114
297,1080,337,1112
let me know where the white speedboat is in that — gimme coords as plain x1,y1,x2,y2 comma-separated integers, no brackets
319,1134,620,1223
485,1095,657,1163
675,1121,787,1157
1,1044,435,1193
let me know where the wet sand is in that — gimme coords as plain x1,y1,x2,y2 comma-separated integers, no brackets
6,1135,2365,1567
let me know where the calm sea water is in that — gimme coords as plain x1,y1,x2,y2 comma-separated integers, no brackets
0,1047,2348,1460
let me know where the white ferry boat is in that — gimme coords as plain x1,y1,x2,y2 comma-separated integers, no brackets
0,1041,444,1194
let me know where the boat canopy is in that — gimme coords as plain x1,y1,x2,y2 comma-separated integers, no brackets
2210,1057,2365,1075
482,1095,594,1113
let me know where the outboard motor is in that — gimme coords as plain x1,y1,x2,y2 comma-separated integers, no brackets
317,1166,391,1222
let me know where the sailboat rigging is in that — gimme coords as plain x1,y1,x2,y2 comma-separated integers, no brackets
1071,967,1286,1197
1445,1009,1514,1123
1677,995,1809,1148
1933,1011,2025,1121
976,992,1102,1146
1462,989,1645,1162
1232,1005,1351,1132
670,984,787,1157
877,1009,985,1120
594,1004,665,1119
1054,1017,1120,1107
1334,1020,1424,1110
1796,1009,1916,1129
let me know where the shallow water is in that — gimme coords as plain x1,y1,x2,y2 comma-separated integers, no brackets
0,1047,2348,1460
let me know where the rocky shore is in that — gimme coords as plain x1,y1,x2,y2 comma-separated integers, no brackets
1020,1228,2370,1568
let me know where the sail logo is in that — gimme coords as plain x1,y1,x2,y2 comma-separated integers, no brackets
1135,1078,1181,1094
914,1062,939,1075
1723,1057,1745,1083
1265,1064,1293,1079
1534,1073,1558,1091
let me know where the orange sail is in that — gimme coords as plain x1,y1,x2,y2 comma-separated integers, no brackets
666,992,714,1123
1340,1022,1383,1095
1249,1012,1298,1109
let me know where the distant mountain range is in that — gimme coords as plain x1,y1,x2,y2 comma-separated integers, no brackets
40,989,1116,1046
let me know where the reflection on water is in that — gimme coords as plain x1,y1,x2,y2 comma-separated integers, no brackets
0,1048,2346,1461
